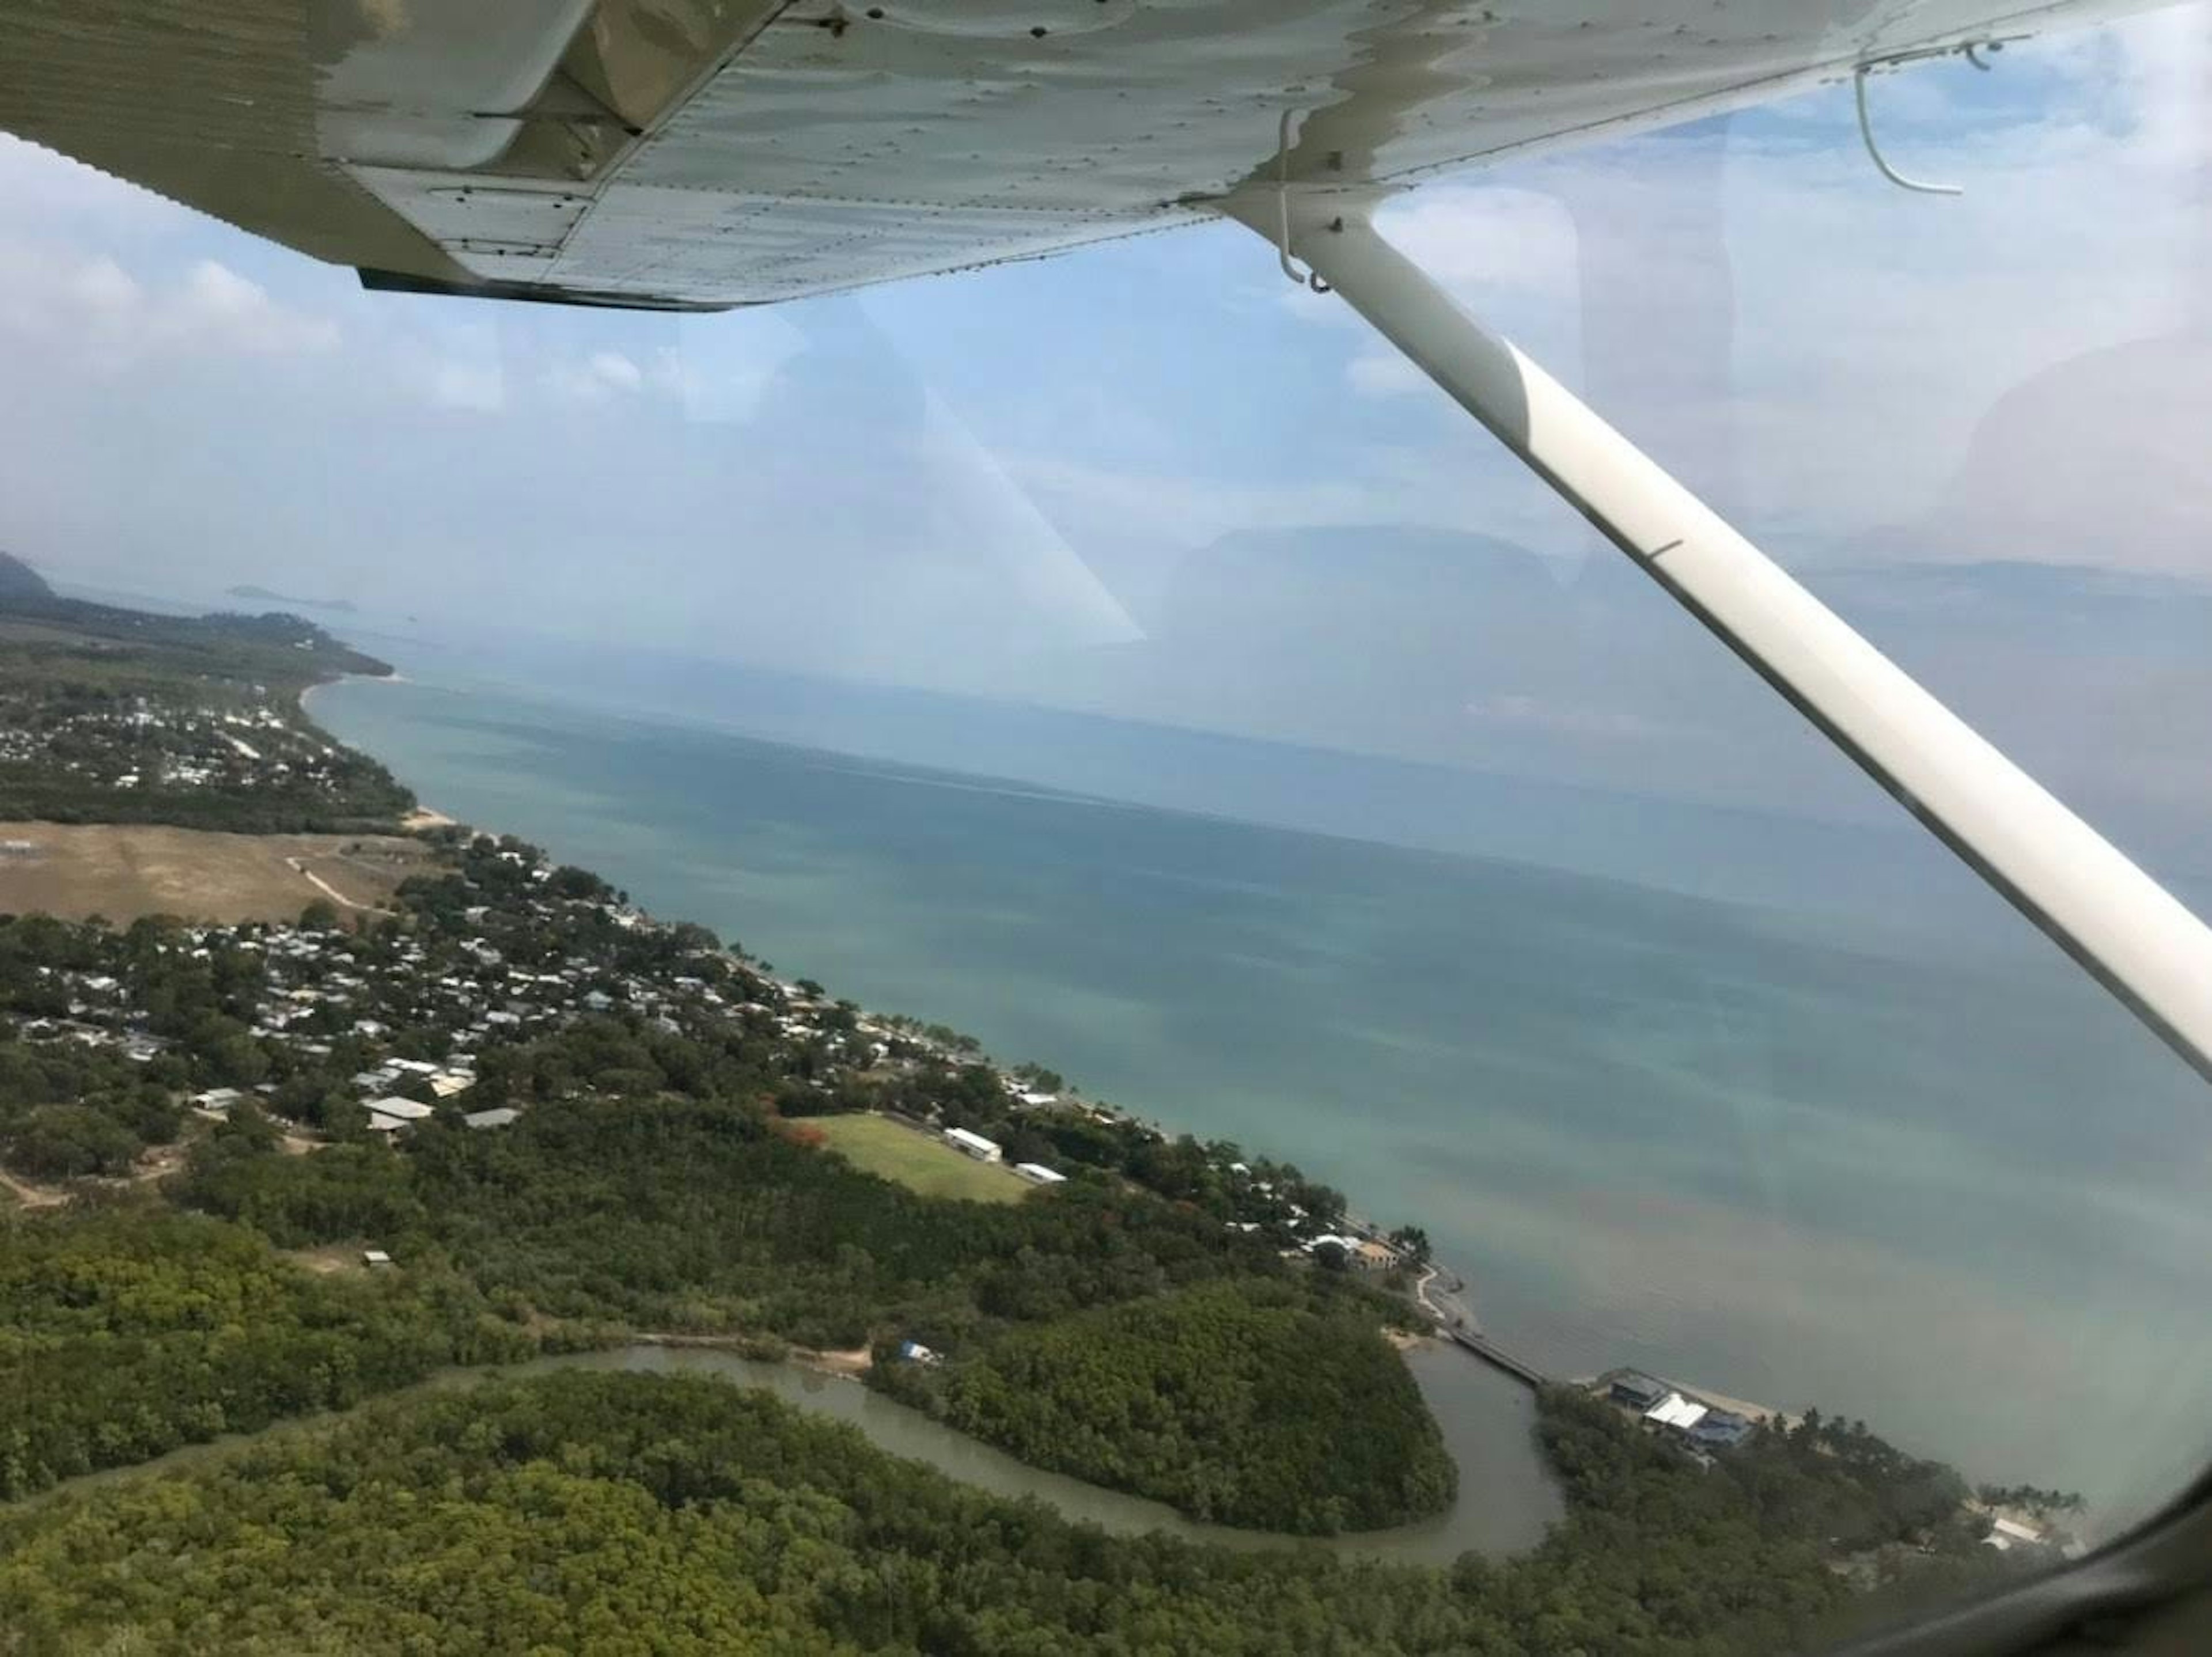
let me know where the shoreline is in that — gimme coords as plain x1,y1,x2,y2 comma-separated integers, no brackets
297,651,2013,1518
633,1332,873,1379
308,663,1543,1413
301,673,454,831
308,667,1493,1347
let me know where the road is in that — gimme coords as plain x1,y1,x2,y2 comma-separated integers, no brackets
1412,1261,1482,1336
0,1166,65,1207
287,856,392,915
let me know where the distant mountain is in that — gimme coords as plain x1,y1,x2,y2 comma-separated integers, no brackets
0,550,56,601
228,583,357,615
1802,558,2212,660
0,552,392,679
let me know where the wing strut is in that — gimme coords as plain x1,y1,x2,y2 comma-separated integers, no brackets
1224,196,2212,1083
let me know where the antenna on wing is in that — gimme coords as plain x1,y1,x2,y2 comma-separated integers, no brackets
1853,39,2005,197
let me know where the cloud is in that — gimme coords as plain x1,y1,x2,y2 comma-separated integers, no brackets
0,245,339,367
1346,348,1427,398
429,359,506,412
176,260,341,355
661,312,807,422
588,350,641,392
541,348,646,403
1372,185,1579,295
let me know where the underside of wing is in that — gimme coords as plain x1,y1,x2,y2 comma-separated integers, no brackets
0,0,2152,309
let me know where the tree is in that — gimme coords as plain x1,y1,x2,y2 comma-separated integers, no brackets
299,898,340,930
6,1104,140,1177
1387,1224,1433,1266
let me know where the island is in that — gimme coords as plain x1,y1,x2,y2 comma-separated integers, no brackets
226,583,359,614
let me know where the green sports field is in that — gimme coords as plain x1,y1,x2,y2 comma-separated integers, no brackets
810,1113,1029,1204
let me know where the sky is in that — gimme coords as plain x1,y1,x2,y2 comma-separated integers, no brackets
0,5,2208,856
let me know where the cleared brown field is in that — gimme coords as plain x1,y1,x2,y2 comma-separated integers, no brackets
0,821,432,924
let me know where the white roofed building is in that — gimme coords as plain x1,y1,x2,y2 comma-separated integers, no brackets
944,1127,1001,1163
1643,1393,1711,1434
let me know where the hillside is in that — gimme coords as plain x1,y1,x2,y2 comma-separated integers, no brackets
0,550,55,601
0,566,393,681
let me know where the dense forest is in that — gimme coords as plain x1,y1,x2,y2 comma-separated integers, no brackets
0,1203,546,1499
170,1074,1482,1529
179,1072,1285,1349
0,1370,2036,1656
887,1277,1454,1534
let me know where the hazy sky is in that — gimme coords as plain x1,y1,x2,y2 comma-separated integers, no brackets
0,6,2207,846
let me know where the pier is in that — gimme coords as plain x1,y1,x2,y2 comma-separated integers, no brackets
1410,1262,1548,1389
1443,1325,1548,1389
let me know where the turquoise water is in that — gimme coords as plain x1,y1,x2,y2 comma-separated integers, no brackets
313,672,2212,1528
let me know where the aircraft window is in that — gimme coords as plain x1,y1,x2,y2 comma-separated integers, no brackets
0,7,2205,1653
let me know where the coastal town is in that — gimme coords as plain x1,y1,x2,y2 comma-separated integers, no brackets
0,691,345,798
2,821,1419,1270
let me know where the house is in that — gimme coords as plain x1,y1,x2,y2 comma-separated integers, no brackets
463,1107,520,1130
192,1087,245,1115
362,1249,393,1268
1014,1090,1058,1107
1353,1238,1399,1273
1012,1162,1067,1185
366,1097,434,1135
1643,1392,1710,1434
1689,1410,1753,1451
1608,1371,1671,1412
944,1127,1002,1163
427,1071,475,1099
1984,1516,2046,1552
897,1340,941,1366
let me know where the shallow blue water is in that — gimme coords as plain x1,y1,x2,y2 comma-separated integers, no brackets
314,670,2211,1525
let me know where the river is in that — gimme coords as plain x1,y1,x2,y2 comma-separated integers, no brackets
39,1343,1562,1565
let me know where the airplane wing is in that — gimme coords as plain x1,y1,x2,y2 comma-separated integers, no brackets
0,0,2157,311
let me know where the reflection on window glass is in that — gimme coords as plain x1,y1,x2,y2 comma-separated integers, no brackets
0,7,2205,1654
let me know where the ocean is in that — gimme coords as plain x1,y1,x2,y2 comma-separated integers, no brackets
312,660,2212,1529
